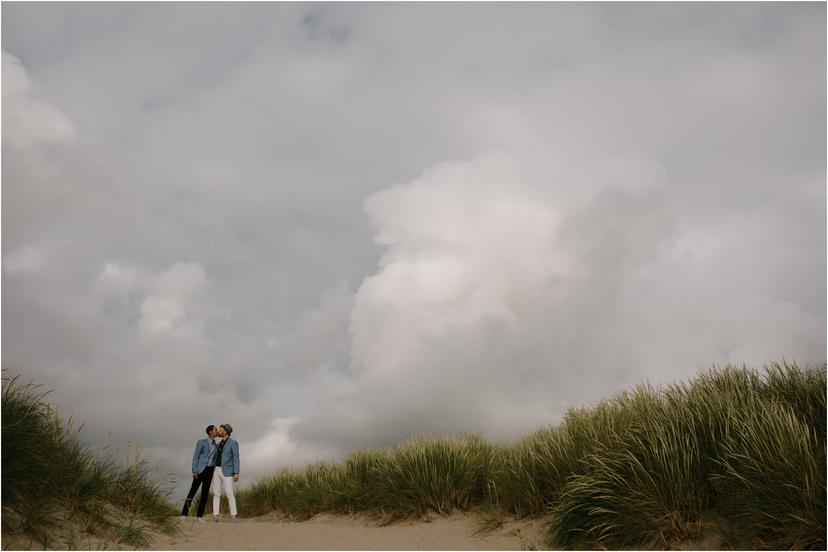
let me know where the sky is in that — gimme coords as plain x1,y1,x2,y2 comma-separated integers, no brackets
2,2,825,500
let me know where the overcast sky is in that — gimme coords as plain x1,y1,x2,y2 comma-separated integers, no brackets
2,2,825,499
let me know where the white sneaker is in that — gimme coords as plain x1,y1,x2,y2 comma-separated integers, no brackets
197,517,206,523
179,515,186,522
213,516,219,523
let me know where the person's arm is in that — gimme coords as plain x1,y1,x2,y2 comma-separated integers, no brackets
232,440,240,481
191,440,203,477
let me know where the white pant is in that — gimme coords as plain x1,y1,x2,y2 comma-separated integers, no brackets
212,469,237,516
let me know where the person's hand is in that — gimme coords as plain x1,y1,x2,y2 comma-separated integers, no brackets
233,474,239,482
192,472,198,479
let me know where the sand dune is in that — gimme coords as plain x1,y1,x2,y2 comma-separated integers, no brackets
149,513,545,551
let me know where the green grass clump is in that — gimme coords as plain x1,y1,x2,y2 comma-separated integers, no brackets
1,374,178,549
238,434,494,523
237,461,347,519
359,434,493,520
710,396,825,549
237,362,826,550
547,388,711,548
547,363,826,550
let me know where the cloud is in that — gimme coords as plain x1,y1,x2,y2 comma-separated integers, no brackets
3,239,71,273
2,3,824,497
1,53,284,493
288,144,823,450
272,282,353,379
2,52,76,148
245,417,340,476
287,151,671,447
138,262,211,338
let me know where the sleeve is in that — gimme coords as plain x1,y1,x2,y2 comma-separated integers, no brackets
232,440,240,475
191,440,202,473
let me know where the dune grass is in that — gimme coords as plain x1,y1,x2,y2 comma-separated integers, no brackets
237,434,494,523
1,374,179,549
237,362,826,550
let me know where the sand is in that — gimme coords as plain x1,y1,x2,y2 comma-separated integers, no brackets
148,513,546,551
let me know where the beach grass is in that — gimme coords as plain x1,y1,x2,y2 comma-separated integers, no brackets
237,434,494,523
1,373,179,549
237,361,826,550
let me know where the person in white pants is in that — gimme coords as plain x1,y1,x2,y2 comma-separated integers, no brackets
212,423,240,522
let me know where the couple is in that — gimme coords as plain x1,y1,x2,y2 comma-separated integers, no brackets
180,423,240,523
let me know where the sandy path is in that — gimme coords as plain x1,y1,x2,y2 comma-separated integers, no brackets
149,513,545,551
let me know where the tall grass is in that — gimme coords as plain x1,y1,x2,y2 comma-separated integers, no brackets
237,362,826,550
710,397,825,549
238,434,493,523
1,374,179,549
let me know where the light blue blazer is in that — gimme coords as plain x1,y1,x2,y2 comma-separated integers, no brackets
191,437,216,473
216,438,240,477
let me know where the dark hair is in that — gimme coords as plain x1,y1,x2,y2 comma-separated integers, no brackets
220,423,233,435
206,425,216,435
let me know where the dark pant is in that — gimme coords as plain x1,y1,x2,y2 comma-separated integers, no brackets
181,466,215,517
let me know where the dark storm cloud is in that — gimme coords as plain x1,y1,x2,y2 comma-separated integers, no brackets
2,2,824,494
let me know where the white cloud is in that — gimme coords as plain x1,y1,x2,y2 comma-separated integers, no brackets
139,262,211,337
288,142,824,448
352,151,567,378
245,417,339,476
96,262,141,292
2,52,76,148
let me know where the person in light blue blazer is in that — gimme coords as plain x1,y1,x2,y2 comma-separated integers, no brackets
211,423,240,521
181,424,218,521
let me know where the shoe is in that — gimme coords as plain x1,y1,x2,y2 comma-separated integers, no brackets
197,517,206,523
230,517,239,524
179,515,186,522
213,516,219,523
